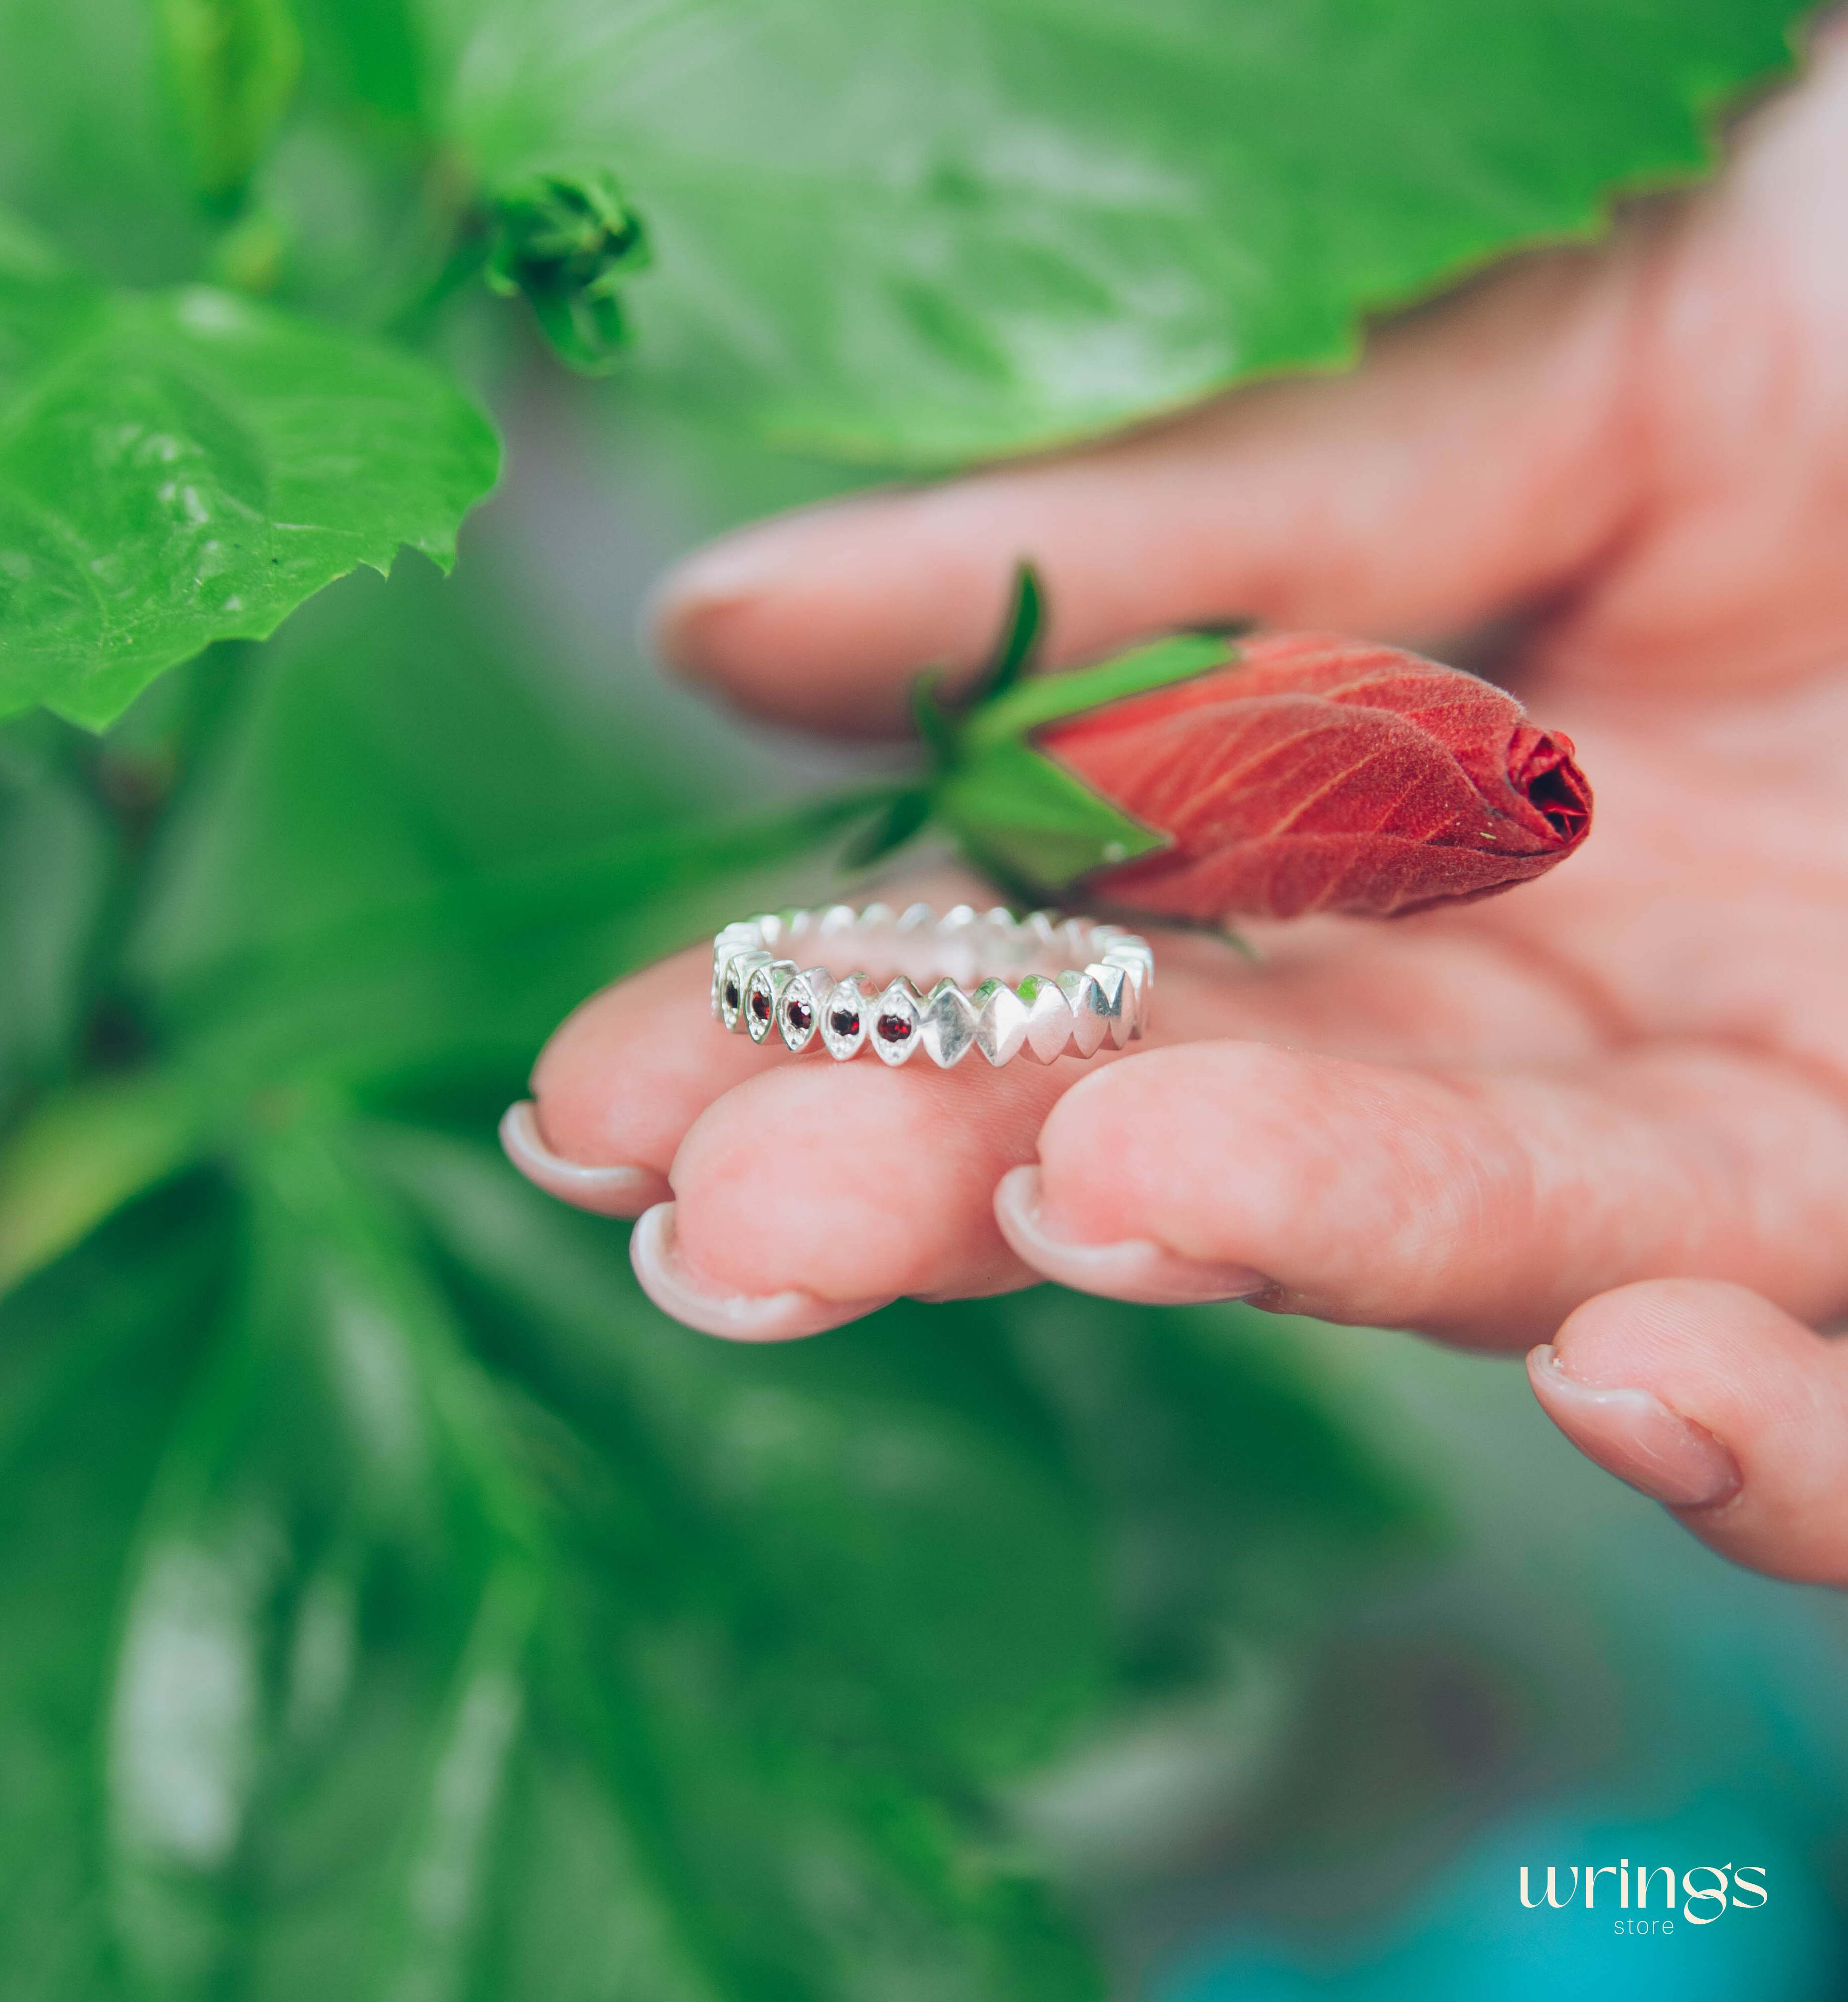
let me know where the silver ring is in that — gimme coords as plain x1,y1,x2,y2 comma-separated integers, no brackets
712,902,1154,1067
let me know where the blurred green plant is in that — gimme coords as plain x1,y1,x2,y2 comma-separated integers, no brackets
157,0,303,204
0,0,1818,1994
0,562,1424,1996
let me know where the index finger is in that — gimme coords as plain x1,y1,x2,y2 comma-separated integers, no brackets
648,246,1634,735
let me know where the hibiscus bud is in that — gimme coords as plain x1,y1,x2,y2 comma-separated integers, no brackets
484,168,650,373
1036,633,1591,920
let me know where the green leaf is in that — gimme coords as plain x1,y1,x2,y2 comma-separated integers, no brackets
910,670,959,763
0,1069,210,1298
157,0,305,202
935,737,1167,899
99,1128,545,1995
0,1110,1109,1999
0,1191,232,2002
384,1140,1114,1999
963,632,1236,756
1000,1288,1434,1685
414,0,1811,461
382,1130,1116,1778
965,562,1045,708
292,0,428,124
0,729,112,1113
0,252,499,728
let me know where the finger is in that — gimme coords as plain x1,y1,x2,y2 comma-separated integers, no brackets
994,1039,1848,1346
498,1100,669,1217
501,943,790,1218
622,911,1616,1333
510,894,1613,1233
507,865,1020,1220
649,244,1639,735
1530,1280,1848,1586
628,1201,899,1341
644,1034,1078,1323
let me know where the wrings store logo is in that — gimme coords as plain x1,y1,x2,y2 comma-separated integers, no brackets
1520,1860,1768,1933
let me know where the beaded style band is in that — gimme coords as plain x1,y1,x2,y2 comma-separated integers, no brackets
711,903,1153,1067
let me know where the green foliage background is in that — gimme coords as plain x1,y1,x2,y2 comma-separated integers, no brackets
0,1,1818,1996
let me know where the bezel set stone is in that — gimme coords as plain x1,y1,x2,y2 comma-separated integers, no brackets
710,903,1153,1068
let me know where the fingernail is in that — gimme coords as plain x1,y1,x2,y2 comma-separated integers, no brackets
993,1165,1271,1306
1527,1344,1742,1509
644,522,798,676
499,1101,669,1217
630,1202,896,1341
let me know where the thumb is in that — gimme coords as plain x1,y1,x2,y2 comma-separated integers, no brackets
649,242,1642,737
1529,1279,1848,1587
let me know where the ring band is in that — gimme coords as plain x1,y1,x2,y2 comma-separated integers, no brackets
711,903,1153,1067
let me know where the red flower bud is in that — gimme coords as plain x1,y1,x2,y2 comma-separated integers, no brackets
1037,634,1591,920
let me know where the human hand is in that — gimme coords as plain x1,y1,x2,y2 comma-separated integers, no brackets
506,24,1848,1584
